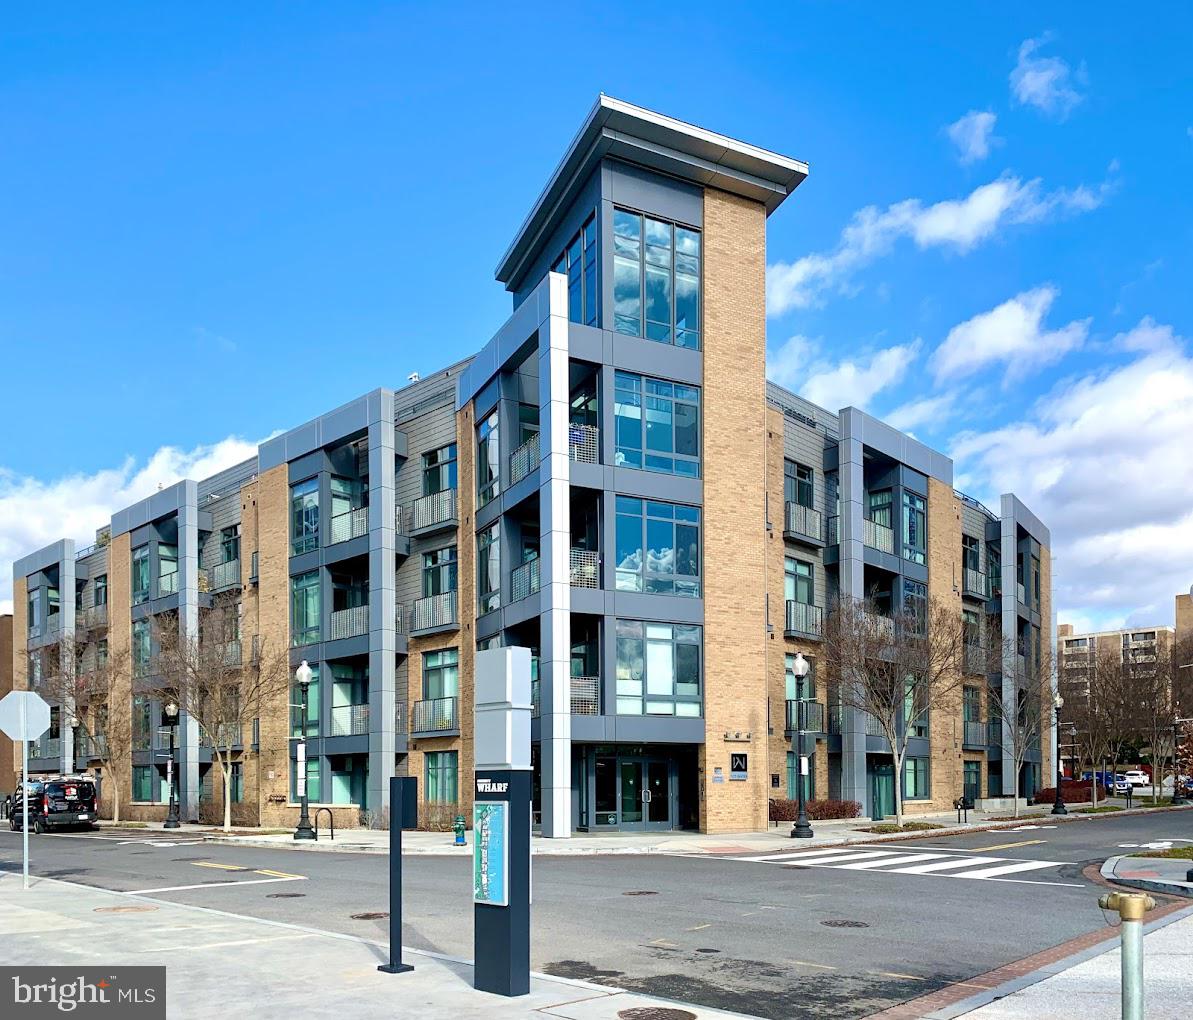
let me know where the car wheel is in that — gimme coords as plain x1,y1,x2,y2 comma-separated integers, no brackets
34,818,46,835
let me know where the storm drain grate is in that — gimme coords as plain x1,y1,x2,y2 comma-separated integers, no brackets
821,919,870,929
617,1009,698,1020
267,893,306,898
694,948,720,954
351,912,389,920
622,890,658,896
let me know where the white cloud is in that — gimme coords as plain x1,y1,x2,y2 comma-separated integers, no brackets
931,286,1089,384
951,319,1193,627
1010,36,1085,119
883,393,957,433
767,174,1108,315
0,436,264,614
946,111,1000,164
768,334,921,412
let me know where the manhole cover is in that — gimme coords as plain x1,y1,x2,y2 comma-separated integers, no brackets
618,1008,698,1020
95,905,158,914
821,919,869,929
695,948,720,954
622,890,658,896
351,912,388,920
267,893,306,898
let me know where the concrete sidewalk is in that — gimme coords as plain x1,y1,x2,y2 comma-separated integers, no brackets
1100,853,1193,898
0,872,753,1020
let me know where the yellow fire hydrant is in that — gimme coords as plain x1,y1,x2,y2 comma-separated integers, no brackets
1097,891,1156,1020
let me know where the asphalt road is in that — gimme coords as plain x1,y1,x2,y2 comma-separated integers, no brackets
2,810,1190,1020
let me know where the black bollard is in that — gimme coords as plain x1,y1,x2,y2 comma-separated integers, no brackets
378,776,413,975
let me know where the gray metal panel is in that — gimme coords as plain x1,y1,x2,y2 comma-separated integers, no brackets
110,479,190,539
843,407,953,485
196,458,258,502
604,157,703,227
258,390,384,471
13,538,74,581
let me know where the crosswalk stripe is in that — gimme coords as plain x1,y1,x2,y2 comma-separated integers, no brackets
833,852,948,870
738,847,888,863
888,855,994,874
951,859,1061,879
780,850,908,866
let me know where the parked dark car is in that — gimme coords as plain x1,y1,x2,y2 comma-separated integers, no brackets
8,777,99,833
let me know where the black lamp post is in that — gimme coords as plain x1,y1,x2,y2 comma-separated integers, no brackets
1171,716,1188,806
1051,693,1067,816
790,653,814,839
163,701,181,829
294,660,316,841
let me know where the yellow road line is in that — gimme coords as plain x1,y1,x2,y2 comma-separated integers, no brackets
192,862,247,871
967,839,1046,852
792,960,836,970
254,868,304,880
686,923,712,931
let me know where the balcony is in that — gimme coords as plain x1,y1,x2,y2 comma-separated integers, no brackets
569,548,600,588
411,591,458,634
962,568,988,600
509,436,541,486
827,515,840,545
866,612,896,639
211,558,240,589
963,720,986,749
411,696,459,736
330,605,369,641
864,713,886,738
201,723,242,749
330,703,370,737
784,502,824,545
964,644,986,675
784,600,824,639
31,736,61,760
44,611,61,636
510,559,541,603
531,679,540,718
568,424,599,465
330,507,368,545
222,640,243,667
828,704,842,734
863,518,894,555
784,699,826,735
570,676,600,715
987,721,1003,747
410,489,458,535
394,700,406,738
159,572,179,597
1017,581,1027,606
79,604,109,630
76,733,108,760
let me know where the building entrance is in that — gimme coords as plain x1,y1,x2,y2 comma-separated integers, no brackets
573,745,695,831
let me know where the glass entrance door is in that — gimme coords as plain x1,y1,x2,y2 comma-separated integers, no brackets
618,757,672,829
620,761,643,825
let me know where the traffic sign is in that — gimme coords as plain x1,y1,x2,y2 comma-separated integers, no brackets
0,690,51,742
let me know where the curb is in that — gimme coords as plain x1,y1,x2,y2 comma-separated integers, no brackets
1099,854,1193,899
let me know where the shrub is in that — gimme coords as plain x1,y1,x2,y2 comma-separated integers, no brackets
421,801,463,831
1032,780,1110,805
769,798,862,822
861,821,945,834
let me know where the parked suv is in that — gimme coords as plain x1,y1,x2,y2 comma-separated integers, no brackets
8,776,99,833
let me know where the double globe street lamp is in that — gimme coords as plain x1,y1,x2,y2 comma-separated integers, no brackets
162,701,181,829
1051,692,1068,816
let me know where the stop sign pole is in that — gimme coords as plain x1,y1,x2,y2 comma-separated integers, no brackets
0,690,53,889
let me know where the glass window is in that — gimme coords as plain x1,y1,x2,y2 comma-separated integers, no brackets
94,574,108,607
476,523,500,614
556,213,598,327
615,620,701,717
784,461,814,508
963,608,980,645
613,371,700,477
784,558,813,605
963,686,982,722
614,496,701,597
97,639,108,668
904,677,928,738
220,526,240,564
785,653,815,701
230,762,243,803
291,664,320,736
27,588,41,634
425,750,458,804
292,757,321,802
903,579,927,634
290,571,321,646
290,478,320,555
903,757,930,799
902,492,926,564
422,444,458,495
476,411,500,508
611,207,700,349
422,546,458,597
132,765,154,802
132,619,151,677
131,546,150,605
132,695,151,751
157,543,178,596
962,535,980,572
868,490,892,528
1032,555,1041,602
423,649,459,700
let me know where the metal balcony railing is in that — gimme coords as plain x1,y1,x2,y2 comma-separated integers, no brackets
963,568,987,599
510,559,541,603
827,515,840,545
863,518,894,554
211,559,242,590
330,605,369,641
330,703,370,737
31,736,61,760
569,548,600,588
964,644,986,675
1017,581,1027,605
866,612,896,639
45,611,61,635
785,699,826,734
509,436,541,485
159,571,179,597
865,713,886,738
411,591,458,632
570,676,600,715
394,700,406,737
530,679,540,718
200,724,242,749
250,551,259,583
410,489,457,532
568,423,599,465
987,721,1003,747
785,502,824,543
222,640,242,667
76,733,107,759
963,720,986,748
785,600,824,638
330,507,368,545
133,729,152,752
828,704,842,734
411,696,458,735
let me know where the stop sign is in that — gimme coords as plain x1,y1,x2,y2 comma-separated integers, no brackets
0,690,51,741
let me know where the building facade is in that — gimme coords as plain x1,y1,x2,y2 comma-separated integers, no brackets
8,97,1052,831
1057,622,1176,700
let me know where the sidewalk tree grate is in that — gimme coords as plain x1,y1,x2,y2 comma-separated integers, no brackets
622,890,658,896
617,1009,697,1020
821,919,869,928
351,912,388,920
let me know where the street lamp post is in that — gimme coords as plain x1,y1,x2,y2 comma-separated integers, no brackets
293,660,316,841
790,653,814,839
1171,716,1189,807
1051,692,1067,816
163,701,180,829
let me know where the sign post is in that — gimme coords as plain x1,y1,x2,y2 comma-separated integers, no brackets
377,775,414,975
472,647,532,997
0,690,52,890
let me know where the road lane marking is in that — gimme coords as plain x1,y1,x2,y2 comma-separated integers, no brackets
192,862,247,872
890,855,993,874
792,960,836,970
686,923,711,931
128,876,306,894
140,933,316,953
968,839,1046,852
870,970,924,981
954,860,1061,879
833,853,949,870
254,868,304,879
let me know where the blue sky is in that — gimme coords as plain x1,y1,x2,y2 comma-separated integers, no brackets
2,5,1192,628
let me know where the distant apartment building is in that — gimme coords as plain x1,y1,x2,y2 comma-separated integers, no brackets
9,97,1053,832
1057,622,1175,698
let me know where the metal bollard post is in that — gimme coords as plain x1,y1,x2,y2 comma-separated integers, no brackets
378,776,414,975
1097,891,1155,1020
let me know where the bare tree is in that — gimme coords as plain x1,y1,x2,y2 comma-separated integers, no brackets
31,633,133,821
1136,642,1180,800
987,643,1055,818
1063,649,1124,809
821,594,965,827
146,595,289,832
